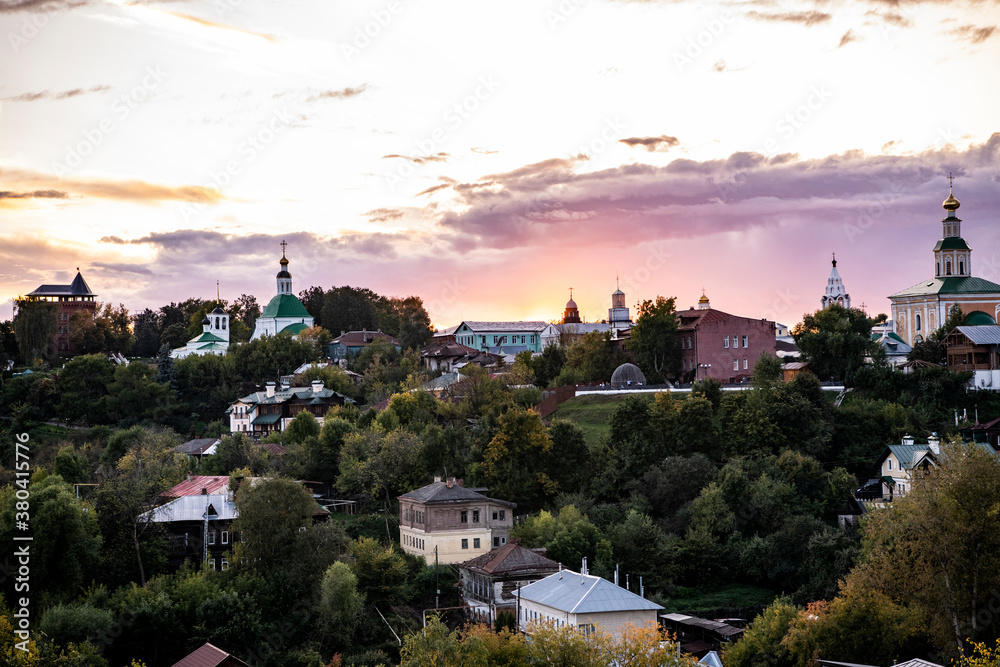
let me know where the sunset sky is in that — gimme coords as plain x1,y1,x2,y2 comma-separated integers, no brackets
1,0,999,330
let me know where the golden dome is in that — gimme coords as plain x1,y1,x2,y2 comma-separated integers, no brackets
698,293,710,304
943,187,960,212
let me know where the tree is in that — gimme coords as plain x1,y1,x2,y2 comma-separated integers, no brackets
95,428,185,586
792,304,872,384
70,303,134,355
723,598,798,667
846,441,1000,657
480,407,556,513
0,475,101,605
561,330,628,384
285,409,321,444
232,477,318,573
132,308,163,358
530,343,567,388
319,561,365,649
56,353,115,424
12,297,58,364
336,427,427,506
105,362,178,424
322,286,380,336
349,536,408,604
160,322,189,349
626,296,680,383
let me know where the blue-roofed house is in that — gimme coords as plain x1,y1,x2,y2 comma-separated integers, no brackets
871,331,912,368
875,434,940,500
512,568,663,638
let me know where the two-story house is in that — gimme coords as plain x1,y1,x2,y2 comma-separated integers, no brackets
398,477,516,565
513,567,664,639
874,434,940,500
458,541,560,624
228,380,354,439
327,330,400,362
452,321,547,355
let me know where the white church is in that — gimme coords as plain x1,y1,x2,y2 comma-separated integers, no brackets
171,307,230,359
251,241,315,340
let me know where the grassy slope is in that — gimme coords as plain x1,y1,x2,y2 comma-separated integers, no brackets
546,393,650,445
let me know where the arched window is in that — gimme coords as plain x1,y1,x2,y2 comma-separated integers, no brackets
222,318,227,329
915,313,922,331
216,317,220,328
959,261,965,275
946,261,952,276
937,262,941,276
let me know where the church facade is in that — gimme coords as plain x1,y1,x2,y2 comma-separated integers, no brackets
889,184,1000,346
251,243,315,340
172,307,230,359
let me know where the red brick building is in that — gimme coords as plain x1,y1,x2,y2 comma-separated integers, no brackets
677,295,777,383
24,270,97,356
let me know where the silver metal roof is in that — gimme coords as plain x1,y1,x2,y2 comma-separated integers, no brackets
955,325,1000,345
146,494,237,523
514,569,663,614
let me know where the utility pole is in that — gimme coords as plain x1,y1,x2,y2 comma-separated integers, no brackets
435,545,440,609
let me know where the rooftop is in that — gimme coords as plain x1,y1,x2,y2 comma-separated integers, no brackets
460,541,559,575
161,475,230,498
399,478,515,508
890,276,1000,298
27,271,96,297
515,569,663,614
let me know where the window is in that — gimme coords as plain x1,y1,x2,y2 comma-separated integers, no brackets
494,537,500,547
492,510,498,520
915,313,922,331
461,511,468,523
723,335,729,348
733,359,739,371
462,539,469,549
474,538,480,549
221,558,229,571
221,531,229,545
946,261,952,276
960,261,965,275
501,536,507,545
208,530,215,545
472,510,480,523
208,559,215,571
742,335,748,348
937,262,941,276
499,510,505,521
743,358,748,370
687,336,693,349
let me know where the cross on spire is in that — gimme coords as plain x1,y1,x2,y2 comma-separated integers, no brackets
280,239,287,255
947,172,955,189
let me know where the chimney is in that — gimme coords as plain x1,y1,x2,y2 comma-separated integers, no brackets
265,381,276,398
201,487,208,495
928,433,940,455
311,380,324,394
446,478,454,488
187,472,194,482
434,476,442,483
902,433,914,446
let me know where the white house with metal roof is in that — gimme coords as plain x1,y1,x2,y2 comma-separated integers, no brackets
252,242,315,340
513,568,663,638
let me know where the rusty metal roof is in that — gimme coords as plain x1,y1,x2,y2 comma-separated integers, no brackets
160,475,230,498
460,542,559,575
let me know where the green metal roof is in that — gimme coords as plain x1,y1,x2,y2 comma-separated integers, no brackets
279,322,310,335
260,293,312,319
934,237,971,251
252,413,282,425
963,311,996,326
890,276,1000,298
192,331,226,343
